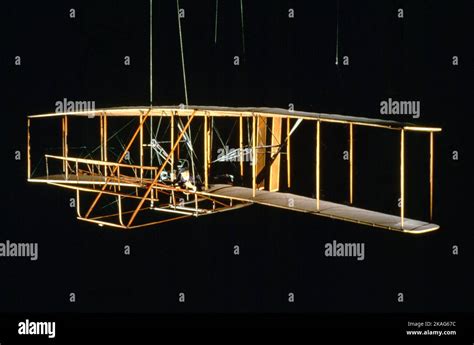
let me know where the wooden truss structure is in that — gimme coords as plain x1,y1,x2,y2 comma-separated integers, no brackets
27,106,442,233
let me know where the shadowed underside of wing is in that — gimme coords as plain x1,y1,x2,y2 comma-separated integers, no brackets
204,185,439,234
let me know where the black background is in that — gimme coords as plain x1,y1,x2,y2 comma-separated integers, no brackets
2,0,473,319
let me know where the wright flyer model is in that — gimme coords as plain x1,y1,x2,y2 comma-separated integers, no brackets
27,106,442,234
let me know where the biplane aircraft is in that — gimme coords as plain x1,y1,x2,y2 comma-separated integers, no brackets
27,106,441,233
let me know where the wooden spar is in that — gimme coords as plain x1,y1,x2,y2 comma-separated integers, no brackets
62,115,68,178
104,113,108,176
239,114,244,178
27,118,31,179
126,111,197,227
140,113,144,182
84,109,152,219
207,114,212,180
171,111,175,175
400,129,405,228
287,117,291,189
204,115,209,190
269,117,282,192
100,114,104,164
256,116,267,189
349,123,353,204
252,114,256,197
429,132,434,221
316,121,320,211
